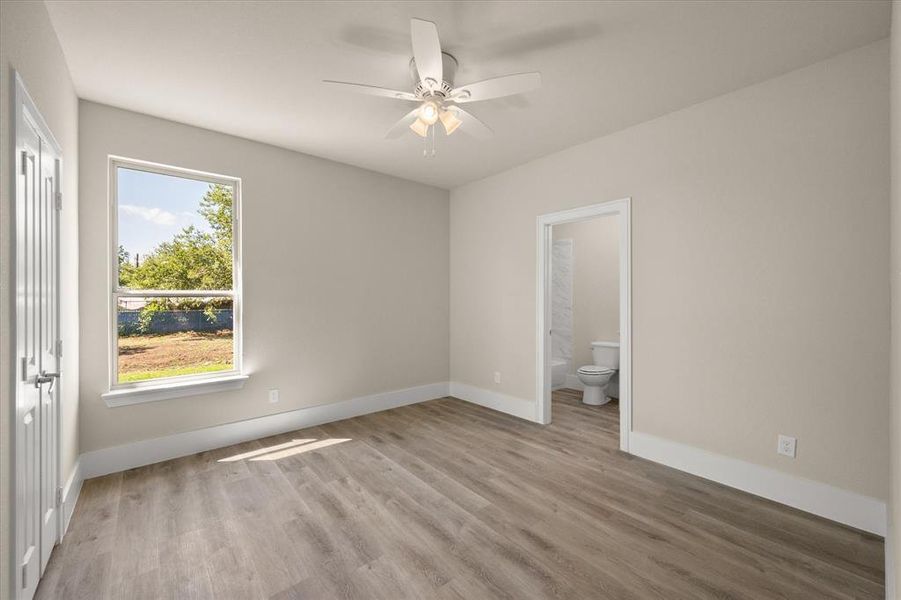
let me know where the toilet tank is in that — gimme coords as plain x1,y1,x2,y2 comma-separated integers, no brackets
591,342,620,369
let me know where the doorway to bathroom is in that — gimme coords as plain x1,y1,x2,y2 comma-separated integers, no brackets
536,198,631,452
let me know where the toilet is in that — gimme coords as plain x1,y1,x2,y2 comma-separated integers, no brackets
576,342,620,406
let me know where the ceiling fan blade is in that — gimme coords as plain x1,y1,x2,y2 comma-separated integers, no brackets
385,107,421,139
323,80,417,101
450,107,493,139
410,18,443,91
451,72,541,103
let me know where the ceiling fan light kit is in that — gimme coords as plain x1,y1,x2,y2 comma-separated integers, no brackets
323,18,541,155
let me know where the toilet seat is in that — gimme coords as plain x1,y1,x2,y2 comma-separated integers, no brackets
577,365,614,375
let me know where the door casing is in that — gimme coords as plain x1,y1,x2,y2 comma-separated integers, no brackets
535,198,632,451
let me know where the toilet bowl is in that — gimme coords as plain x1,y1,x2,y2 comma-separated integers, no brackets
576,365,616,405
576,341,620,406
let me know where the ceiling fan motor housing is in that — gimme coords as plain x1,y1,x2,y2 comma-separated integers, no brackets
410,52,458,98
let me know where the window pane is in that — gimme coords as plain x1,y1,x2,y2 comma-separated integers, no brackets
117,167,233,290
117,296,234,383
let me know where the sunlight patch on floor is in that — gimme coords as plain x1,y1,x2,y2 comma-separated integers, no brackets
218,438,316,462
252,438,351,461
217,437,351,463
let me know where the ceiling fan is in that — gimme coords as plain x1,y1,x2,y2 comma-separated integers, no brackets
323,18,541,151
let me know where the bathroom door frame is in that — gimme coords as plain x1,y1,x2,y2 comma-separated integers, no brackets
536,198,632,452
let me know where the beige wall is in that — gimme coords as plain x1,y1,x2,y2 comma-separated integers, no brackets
450,41,890,500
78,102,449,453
554,216,620,370
0,1,80,595
889,0,899,594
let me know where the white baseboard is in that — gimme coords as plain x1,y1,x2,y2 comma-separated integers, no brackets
60,458,83,539
81,382,449,479
563,373,584,390
449,382,538,422
630,431,887,536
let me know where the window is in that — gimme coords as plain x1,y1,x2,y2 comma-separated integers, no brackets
109,157,242,391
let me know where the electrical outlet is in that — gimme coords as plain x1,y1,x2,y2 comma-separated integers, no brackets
268,389,280,404
777,435,796,458
493,371,501,384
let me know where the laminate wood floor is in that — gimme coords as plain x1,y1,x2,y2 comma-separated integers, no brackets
36,390,884,599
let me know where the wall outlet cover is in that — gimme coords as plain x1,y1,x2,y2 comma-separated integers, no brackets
268,389,280,404
777,434,797,458
493,371,501,384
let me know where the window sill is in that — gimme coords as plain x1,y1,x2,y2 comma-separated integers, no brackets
102,374,249,407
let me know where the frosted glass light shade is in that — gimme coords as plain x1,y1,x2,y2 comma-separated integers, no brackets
409,118,429,137
439,109,462,135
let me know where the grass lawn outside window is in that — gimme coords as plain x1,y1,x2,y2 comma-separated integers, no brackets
117,330,233,382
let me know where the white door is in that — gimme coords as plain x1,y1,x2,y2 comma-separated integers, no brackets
14,74,61,600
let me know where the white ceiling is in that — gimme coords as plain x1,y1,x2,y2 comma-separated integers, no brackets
45,1,890,189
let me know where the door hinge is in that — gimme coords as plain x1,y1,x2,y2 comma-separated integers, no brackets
56,339,63,358
56,486,63,508
55,191,62,211
20,150,27,175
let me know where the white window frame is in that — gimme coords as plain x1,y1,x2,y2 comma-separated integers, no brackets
103,156,245,406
